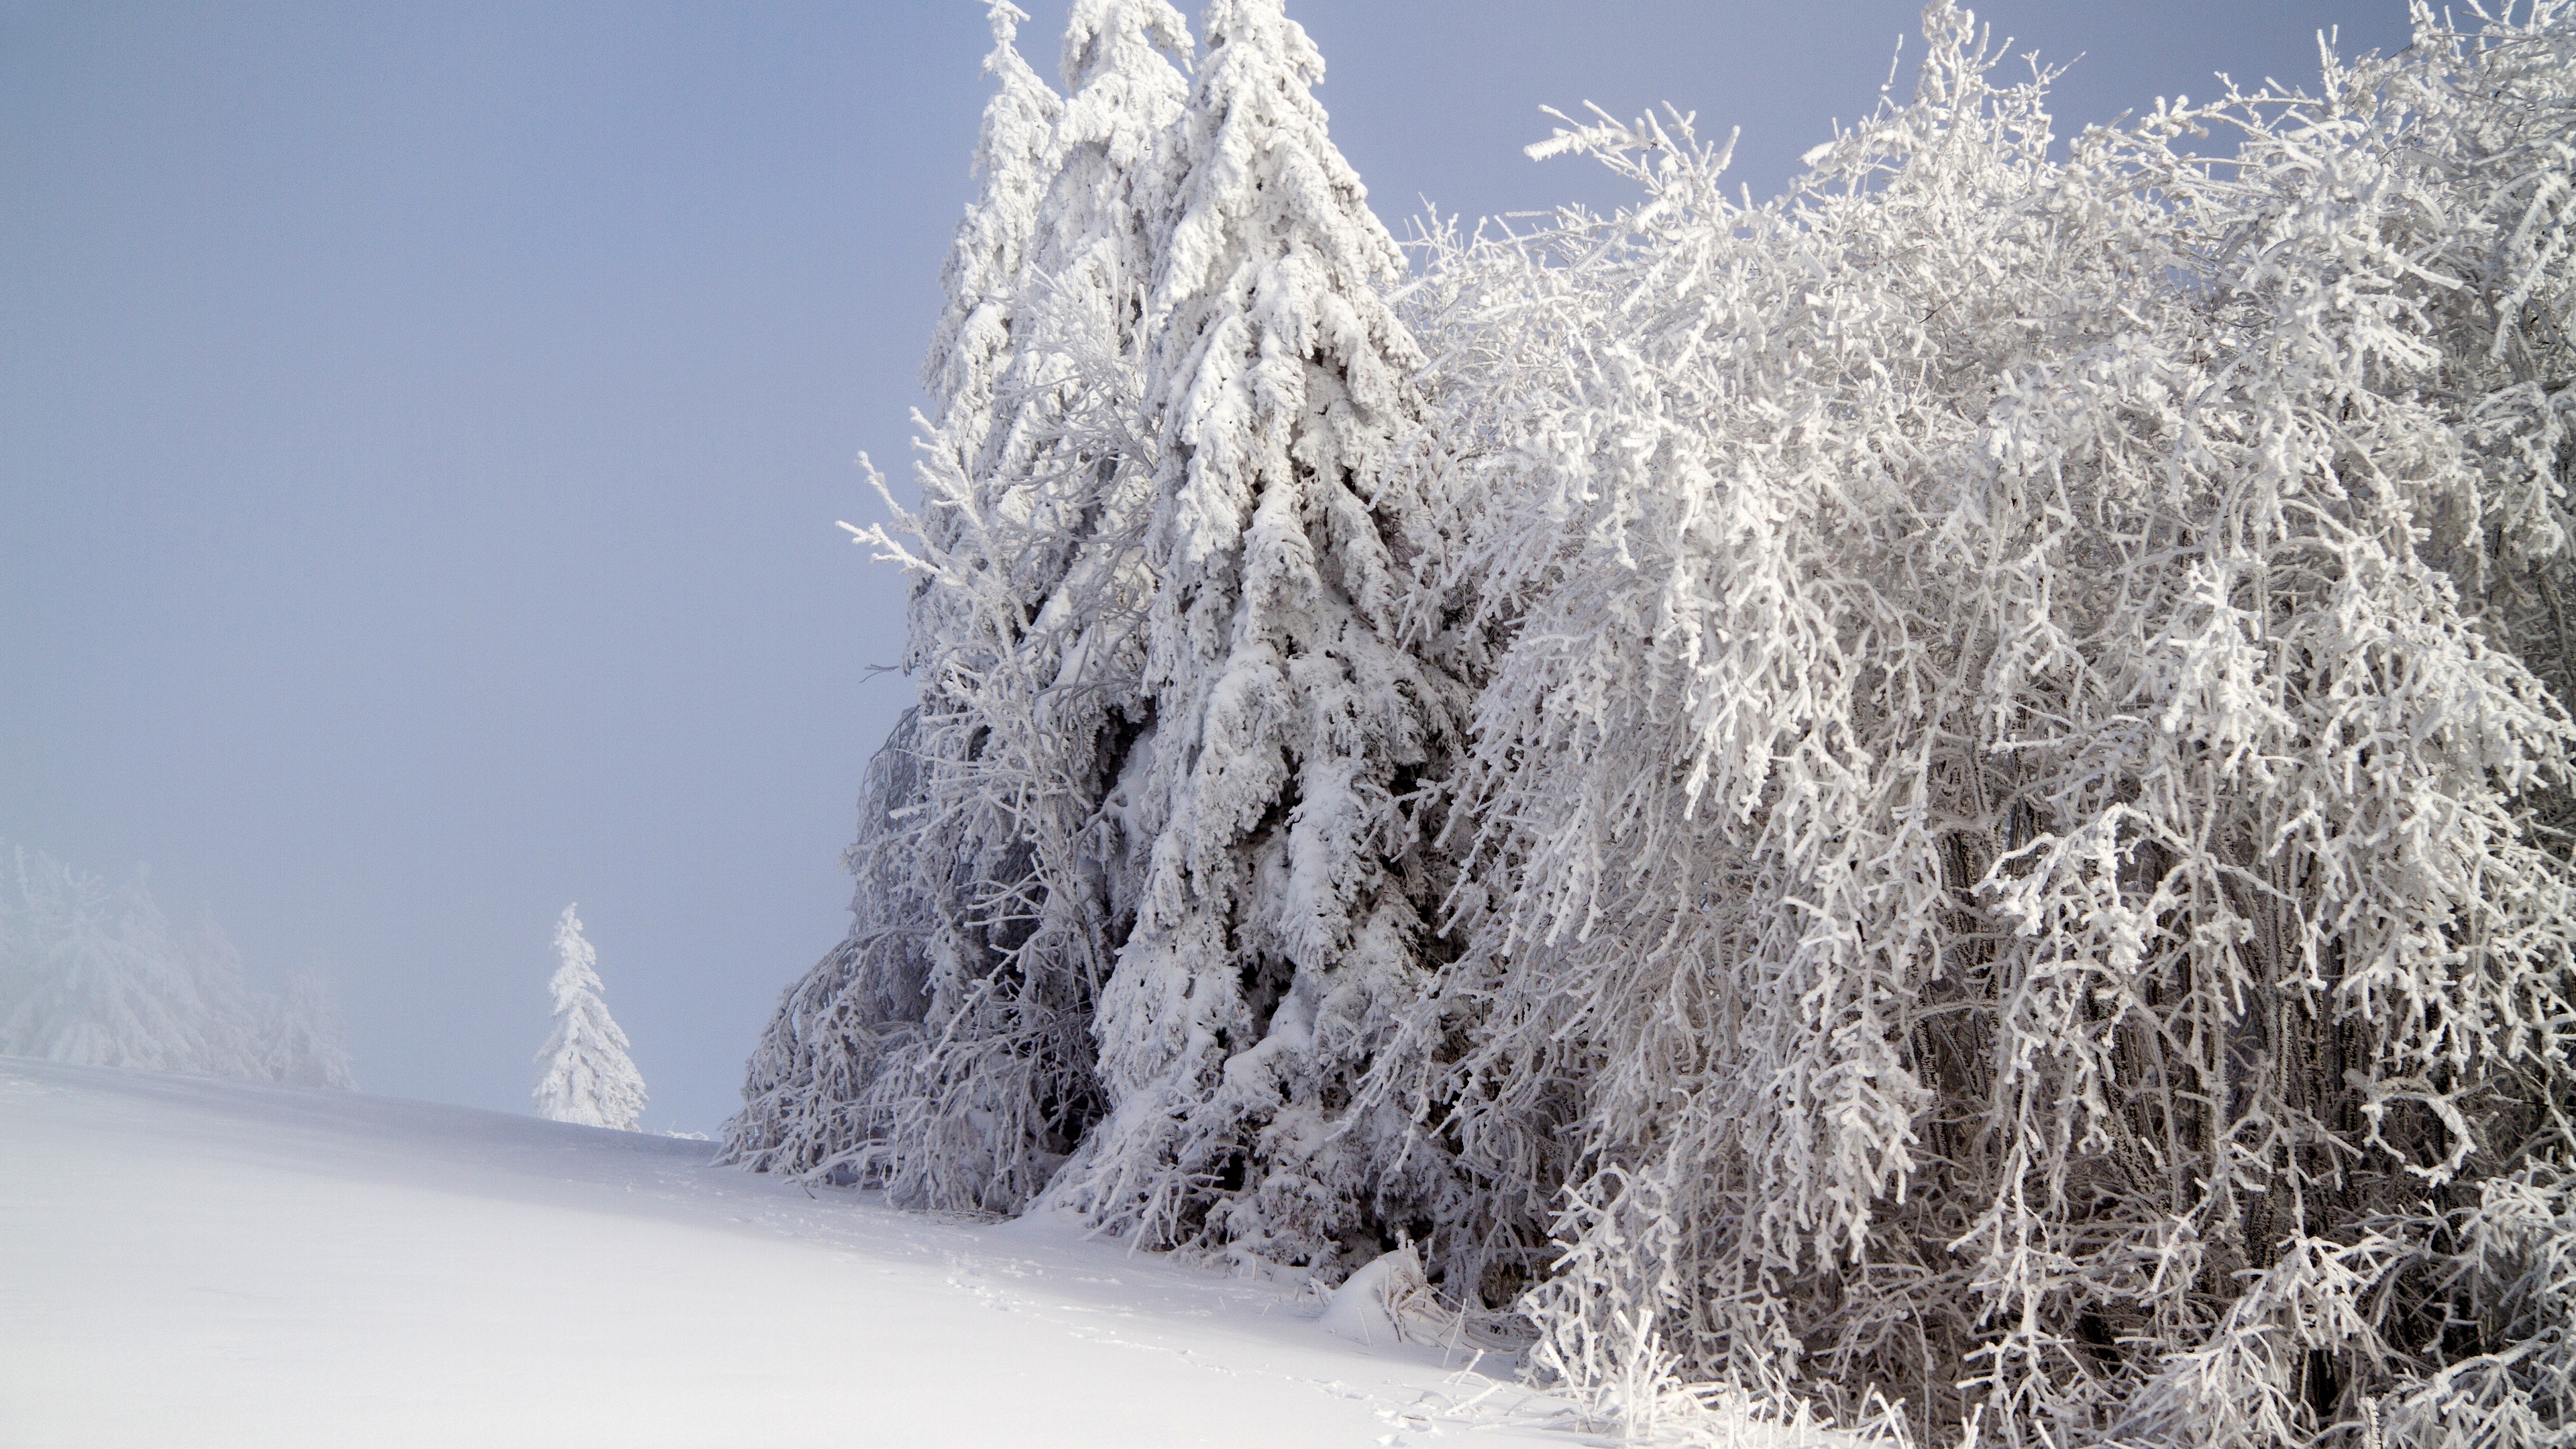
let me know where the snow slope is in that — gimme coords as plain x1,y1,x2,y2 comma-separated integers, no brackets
0,1058,1591,1449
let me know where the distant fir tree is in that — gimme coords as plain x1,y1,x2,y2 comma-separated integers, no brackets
533,904,644,1130
262,968,356,1091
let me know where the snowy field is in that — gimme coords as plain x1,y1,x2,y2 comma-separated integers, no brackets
0,1058,1642,1449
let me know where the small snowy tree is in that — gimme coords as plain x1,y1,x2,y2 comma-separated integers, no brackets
533,904,645,1130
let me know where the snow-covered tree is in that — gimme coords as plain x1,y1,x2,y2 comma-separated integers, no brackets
729,2,1097,1210
725,710,941,1177
533,904,645,1130
1044,0,1466,1273
859,0,1095,1214
1,848,221,1071
919,1,1062,471
848,0,1197,1217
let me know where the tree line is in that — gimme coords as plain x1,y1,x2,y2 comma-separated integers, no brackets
727,3,2576,1444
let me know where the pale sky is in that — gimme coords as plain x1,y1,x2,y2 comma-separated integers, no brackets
2,0,2414,1130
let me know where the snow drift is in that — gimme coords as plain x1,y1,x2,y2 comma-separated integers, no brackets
3,1057,1672,1448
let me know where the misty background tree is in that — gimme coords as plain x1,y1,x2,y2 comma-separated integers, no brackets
0,843,356,1089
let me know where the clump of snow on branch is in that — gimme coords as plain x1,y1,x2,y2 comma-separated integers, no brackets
533,904,645,1131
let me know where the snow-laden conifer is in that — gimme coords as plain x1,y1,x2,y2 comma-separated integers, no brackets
533,904,645,1130
1043,0,1465,1272
858,0,1203,1216
1010,0,1194,529
920,1,1061,462
729,5,1083,1203
866,0,1095,1213
1,848,223,1071
734,4,1102,1212
173,908,269,1080
841,0,1201,1214
985,0,1195,718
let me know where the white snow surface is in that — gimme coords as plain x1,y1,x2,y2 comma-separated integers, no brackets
0,1057,1653,1449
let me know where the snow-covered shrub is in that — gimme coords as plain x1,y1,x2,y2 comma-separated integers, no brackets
533,904,645,1130
2319,3,2576,852
1366,5,2576,1443
2376,1163,2576,1449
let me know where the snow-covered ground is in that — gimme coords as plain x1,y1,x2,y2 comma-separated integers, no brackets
1,1059,1601,1449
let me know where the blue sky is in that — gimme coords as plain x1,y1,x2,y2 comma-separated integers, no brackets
2,0,2413,1130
